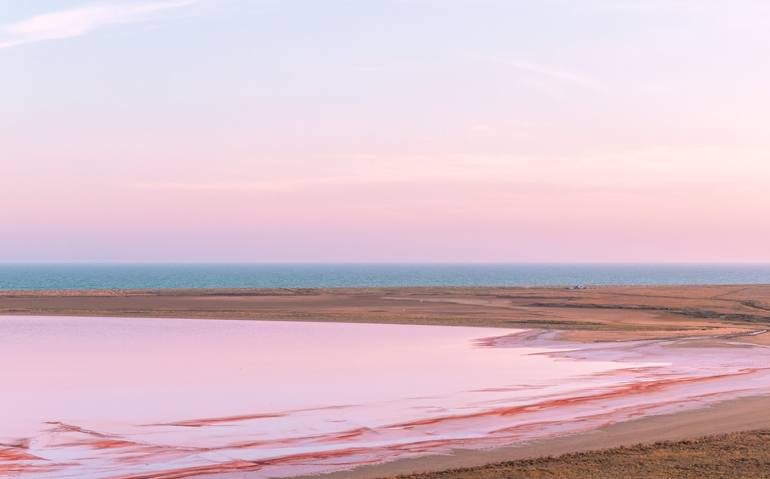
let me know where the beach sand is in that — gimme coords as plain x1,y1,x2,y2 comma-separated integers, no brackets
3,285,770,478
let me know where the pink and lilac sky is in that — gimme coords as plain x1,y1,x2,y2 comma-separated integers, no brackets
2,0,769,262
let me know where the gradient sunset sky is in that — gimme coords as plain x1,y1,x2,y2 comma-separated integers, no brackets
3,0,769,262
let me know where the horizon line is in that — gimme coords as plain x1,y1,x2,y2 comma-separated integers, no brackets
2,262,770,266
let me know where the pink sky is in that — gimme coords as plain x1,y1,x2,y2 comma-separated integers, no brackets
2,0,770,262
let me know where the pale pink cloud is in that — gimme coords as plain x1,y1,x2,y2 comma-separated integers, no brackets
0,1,194,49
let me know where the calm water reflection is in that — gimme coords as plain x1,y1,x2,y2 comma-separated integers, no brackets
2,316,769,478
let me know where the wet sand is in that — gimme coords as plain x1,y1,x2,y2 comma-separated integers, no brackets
300,394,770,479
3,285,770,478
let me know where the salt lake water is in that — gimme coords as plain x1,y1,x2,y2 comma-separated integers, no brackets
3,316,770,478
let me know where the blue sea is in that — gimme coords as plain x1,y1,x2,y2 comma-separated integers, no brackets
1,264,769,291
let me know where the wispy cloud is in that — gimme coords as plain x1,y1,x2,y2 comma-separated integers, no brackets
136,180,304,193
494,58,600,90
0,1,194,50
598,0,710,12
133,145,770,196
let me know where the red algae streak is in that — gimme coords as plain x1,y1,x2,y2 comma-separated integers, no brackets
2,317,770,478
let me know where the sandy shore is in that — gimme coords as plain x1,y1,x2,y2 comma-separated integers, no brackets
295,394,770,479
3,285,770,478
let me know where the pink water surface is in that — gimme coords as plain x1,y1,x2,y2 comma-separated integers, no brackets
2,316,770,479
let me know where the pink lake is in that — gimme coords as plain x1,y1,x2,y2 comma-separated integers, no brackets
2,316,770,479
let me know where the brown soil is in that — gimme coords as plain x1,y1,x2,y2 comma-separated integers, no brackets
388,430,770,479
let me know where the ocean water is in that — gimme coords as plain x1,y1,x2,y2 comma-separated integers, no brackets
0,263,769,291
